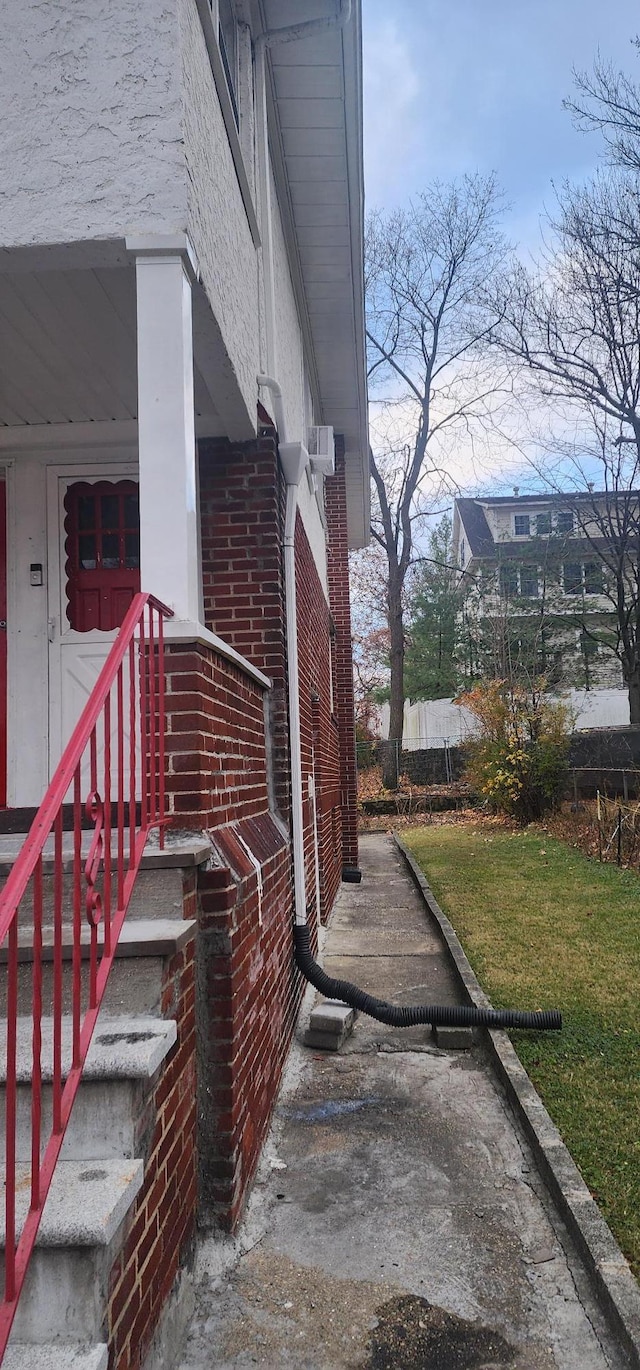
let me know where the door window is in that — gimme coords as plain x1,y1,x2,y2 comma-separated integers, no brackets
64,481,140,631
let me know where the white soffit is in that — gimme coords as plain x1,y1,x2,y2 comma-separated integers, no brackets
0,265,220,431
263,0,369,548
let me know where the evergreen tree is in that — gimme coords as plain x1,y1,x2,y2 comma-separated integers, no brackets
404,516,461,700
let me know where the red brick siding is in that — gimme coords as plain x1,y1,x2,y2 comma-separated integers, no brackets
196,820,301,1230
164,645,270,830
106,890,197,1370
198,432,290,816
295,511,343,923
157,428,360,1234
325,443,359,869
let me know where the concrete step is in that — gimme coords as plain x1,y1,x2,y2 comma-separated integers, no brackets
0,1015,176,1159
0,916,197,963
0,918,196,1017
5,1342,108,1370
1,1159,144,1342
1,1157,144,1250
6,864,199,933
0,833,211,879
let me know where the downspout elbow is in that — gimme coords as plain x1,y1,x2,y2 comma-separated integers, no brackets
257,373,287,443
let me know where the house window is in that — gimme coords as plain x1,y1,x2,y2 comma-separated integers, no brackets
514,514,530,536
557,510,574,535
580,630,599,658
519,566,539,598
584,562,604,595
536,512,551,535
563,562,582,594
217,0,239,126
499,564,518,598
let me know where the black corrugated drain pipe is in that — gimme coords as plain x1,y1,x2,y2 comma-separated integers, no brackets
294,925,562,1031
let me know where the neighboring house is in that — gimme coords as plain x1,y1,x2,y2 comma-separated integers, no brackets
453,492,625,693
0,2,368,1366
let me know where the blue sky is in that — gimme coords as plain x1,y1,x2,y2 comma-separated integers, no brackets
363,0,640,256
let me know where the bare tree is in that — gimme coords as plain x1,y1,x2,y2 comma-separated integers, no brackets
492,165,640,721
566,42,640,173
366,175,509,785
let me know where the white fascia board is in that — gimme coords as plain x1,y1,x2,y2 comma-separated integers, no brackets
339,0,369,545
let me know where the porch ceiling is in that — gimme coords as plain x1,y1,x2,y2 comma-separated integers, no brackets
0,266,221,432
261,0,370,548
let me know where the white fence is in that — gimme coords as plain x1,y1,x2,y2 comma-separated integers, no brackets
378,688,631,751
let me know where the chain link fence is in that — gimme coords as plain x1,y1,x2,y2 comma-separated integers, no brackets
356,738,462,790
595,789,640,865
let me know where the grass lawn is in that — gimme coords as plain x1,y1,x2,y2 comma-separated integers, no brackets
403,822,640,1280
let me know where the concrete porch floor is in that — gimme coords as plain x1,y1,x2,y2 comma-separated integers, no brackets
179,833,625,1369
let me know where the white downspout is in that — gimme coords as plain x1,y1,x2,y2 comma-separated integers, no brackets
283,465,308,927
256,2,353,930
257,375,309,926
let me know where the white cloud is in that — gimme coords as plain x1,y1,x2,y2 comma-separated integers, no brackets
363,16,421,209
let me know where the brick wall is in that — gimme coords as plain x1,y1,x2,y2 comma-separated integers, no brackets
158,428,361,1234
198,429,289,815
107,880,197,1370
196,816,299,1230
325,443,359,869
295,510,343,922
164,643,271,830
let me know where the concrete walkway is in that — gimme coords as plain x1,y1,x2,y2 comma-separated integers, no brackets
179,834,625,1369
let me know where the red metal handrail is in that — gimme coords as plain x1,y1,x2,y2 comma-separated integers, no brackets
0,592,173,1357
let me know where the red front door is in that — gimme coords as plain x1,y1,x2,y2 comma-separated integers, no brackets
0,481,6,807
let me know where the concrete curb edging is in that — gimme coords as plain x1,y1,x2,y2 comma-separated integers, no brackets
395,833,640,1369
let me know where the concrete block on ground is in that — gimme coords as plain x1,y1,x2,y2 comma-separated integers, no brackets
433,1024,474,1050
304,1000,356,1051
4,1344,108,1370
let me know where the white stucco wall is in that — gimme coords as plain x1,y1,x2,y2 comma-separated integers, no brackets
297,469,329,599
179,0,261,434
1,0,330,598
270,165,305,445
268,164,329,596
0,0,186,247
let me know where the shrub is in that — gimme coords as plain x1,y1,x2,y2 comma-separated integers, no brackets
458,679,570,823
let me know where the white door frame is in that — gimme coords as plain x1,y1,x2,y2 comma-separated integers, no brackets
46,460,138,775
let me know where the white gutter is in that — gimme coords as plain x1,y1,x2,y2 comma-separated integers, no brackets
256,2,354,930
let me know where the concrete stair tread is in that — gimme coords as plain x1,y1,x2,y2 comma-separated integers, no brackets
0,833,211,876
0,916,196,963
0,1157,144,1248
0,1014,177,1083
4,1343,108,1369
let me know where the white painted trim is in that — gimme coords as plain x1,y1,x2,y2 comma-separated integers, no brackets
0,422,139,452
134,252,201,622
4,460,22,808
0,418,223,452
193,0,261,249
264,67,322,422
125,233,200,281
163,619,272,691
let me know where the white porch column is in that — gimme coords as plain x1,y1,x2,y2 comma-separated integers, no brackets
129,237,201,622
